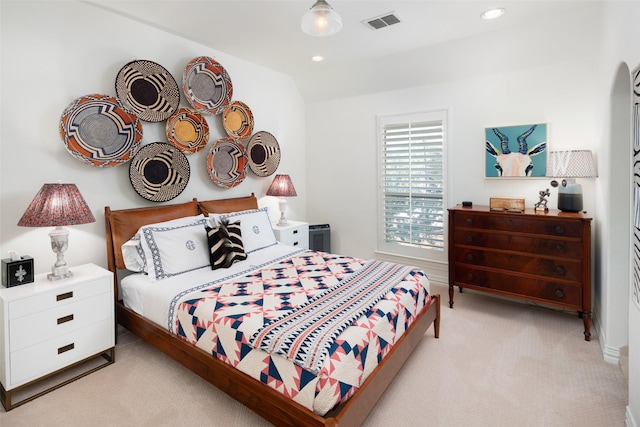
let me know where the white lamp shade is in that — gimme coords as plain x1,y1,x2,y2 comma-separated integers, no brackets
301,0,342,37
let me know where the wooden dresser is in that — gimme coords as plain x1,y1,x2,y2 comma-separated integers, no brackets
448,205,592,340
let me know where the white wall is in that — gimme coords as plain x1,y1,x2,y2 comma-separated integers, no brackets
306,8,600,269
597,2,640,425
0,1,306,275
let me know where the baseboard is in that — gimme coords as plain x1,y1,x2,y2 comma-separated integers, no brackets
627,405,638,427
594,314,621,364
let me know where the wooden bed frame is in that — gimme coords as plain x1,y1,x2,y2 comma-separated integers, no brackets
105,194,440,427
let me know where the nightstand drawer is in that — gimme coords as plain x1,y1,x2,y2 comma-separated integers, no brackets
278,227,308,247
272,221,309,249
8,276,111,320
9,319,114,388
9,292,112,351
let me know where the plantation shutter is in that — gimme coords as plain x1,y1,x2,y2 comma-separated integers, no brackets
380,112,445,253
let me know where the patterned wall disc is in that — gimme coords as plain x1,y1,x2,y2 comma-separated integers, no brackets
182,56,233,115
246,131,281,177
166,107,210,154
207,138,248,188
59,94,143,167
115,60,180,122
129,142,190,202
222,100,254,140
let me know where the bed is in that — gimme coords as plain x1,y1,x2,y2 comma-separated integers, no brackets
105,194,440,426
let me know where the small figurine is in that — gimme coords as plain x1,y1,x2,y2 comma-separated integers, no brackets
534,188,550,212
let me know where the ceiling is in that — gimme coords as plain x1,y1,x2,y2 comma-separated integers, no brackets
86,0,593,102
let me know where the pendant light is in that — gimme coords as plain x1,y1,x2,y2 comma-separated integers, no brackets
301,0,342,37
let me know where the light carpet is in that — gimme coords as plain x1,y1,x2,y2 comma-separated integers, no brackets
0,284,628,426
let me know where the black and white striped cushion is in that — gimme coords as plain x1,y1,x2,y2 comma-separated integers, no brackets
205,219,247,270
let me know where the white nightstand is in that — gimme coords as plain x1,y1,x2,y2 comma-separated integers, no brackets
272,220,309,250
0,263,115,410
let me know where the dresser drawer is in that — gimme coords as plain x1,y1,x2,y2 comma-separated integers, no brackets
9,292,112,351
9,319,114,388
8,276,111,320
453,230,583,259
453,249,583,283
453,266,583,307
453,212,582,238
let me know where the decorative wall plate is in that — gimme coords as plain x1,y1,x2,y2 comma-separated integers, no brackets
207,138,248,188
246,131,280,177
166,107,210,154
59,94,143,167
115,60,180,122
222,100,254,140
129,142,190,202
182,56,233,115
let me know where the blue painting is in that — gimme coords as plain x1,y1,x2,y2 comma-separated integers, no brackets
485,123,547,178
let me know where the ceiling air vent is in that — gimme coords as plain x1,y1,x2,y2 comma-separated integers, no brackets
364,12,401,30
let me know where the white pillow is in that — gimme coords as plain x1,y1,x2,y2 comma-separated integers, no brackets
213,207,277,254
121,236,146,272
138,214,210,281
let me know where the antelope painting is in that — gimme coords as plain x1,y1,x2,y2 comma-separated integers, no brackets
485,124,547,177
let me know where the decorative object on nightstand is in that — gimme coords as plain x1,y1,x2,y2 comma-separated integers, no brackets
301,0,342,37
266,174,297,226
547,150,597,212
1,251,34,288
17,183,95,281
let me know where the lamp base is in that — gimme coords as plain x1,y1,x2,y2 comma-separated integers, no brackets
48,226,72,281
556,178,584,213
48,267,73,281
557,193,583,213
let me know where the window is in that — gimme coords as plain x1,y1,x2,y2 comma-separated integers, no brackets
377,110,447,260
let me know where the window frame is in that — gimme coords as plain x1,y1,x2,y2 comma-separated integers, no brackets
376,109,449,263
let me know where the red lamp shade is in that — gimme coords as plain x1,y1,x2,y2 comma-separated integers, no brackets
266,174,297,198
18,183,95,227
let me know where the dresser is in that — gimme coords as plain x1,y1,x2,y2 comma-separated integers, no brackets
272,220,309,250
0,263,115,410
448,206,592,340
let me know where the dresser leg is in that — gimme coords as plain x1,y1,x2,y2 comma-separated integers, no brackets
582,311,592,341
448,285,454,308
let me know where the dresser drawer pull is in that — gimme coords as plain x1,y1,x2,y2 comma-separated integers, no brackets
56,291,73,301
555,245,565,253
57,314,74,325
555,289,565,299
465,218,473,225
58,343,75,354
554,225,565,234
293,241,299,246
293,229,298,234
466,253,474,262
555,266,566,276
466,273,474,281
466,235,473,243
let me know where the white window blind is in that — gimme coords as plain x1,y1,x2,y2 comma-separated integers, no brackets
378,111,446,258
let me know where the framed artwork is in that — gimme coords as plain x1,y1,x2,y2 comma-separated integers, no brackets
485,123,547,178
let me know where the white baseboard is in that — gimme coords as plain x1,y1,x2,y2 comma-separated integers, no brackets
593,311,620,364
627,405,638,427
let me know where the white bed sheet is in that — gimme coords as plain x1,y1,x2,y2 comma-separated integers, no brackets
121,243,305,328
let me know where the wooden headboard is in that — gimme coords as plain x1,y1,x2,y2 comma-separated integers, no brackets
104,194,258,294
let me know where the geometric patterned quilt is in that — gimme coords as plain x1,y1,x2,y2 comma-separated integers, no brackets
172,250,431,415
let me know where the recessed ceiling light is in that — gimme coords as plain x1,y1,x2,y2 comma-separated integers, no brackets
310,55,324,62
481,8,506,20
